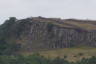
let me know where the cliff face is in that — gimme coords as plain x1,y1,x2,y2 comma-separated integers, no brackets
1,17,96,52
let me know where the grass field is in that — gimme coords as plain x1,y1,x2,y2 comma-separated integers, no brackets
38,48,96,62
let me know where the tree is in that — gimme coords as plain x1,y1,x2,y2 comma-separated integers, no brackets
0,39,8,55
0,17,16,38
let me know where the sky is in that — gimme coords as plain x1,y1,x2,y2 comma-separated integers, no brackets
0,0,96,24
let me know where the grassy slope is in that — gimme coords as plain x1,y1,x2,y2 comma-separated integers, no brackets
64,21,96,30
38,48,96,62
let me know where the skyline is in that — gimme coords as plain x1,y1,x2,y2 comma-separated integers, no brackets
0,0,96,24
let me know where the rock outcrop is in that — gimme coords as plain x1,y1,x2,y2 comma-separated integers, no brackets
1,17,96,52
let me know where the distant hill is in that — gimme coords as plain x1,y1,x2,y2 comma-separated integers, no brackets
0,17,96,54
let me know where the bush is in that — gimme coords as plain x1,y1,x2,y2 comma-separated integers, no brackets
64,55,67,59
0,54,96,64
78,53,84,56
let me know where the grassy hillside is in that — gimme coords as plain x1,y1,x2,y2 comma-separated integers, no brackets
64,20,96,30
38,48,96,62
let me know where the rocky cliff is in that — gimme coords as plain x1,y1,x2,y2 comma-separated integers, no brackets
1,17,96,52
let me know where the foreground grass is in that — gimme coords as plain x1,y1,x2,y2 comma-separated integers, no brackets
38,48,96,62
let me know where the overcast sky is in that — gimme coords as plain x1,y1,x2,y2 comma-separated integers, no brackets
0,0,96,24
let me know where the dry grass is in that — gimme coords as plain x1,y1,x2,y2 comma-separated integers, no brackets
64,21,96,30
39,48,96,62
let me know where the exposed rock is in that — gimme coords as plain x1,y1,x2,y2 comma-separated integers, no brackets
1,17,96,52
